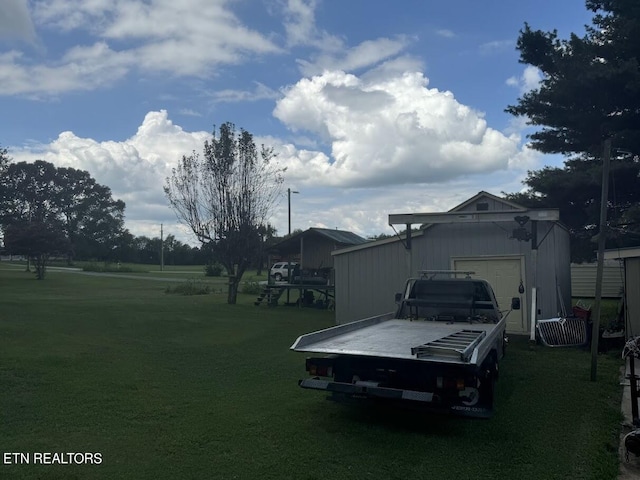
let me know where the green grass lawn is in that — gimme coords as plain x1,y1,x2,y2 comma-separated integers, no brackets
0,266,624,479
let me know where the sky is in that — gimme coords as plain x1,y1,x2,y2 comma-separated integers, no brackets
0,0,596,245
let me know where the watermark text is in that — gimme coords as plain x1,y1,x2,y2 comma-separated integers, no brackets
3,452,102,465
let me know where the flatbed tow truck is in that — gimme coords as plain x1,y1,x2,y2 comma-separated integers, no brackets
290,271,519,418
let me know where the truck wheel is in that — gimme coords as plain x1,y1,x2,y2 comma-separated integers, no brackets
481,360,498,404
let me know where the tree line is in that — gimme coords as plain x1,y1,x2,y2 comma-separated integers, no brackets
0,151,207,272
0,143,280,284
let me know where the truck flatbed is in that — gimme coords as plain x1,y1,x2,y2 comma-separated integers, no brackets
291,275,514,417
291,314,505,366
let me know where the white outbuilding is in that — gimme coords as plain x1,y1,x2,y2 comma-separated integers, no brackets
332,191,571,335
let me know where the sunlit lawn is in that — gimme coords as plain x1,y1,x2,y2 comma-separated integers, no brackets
0,266,624,479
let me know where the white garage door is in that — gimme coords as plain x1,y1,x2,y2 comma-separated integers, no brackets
453,257,527,334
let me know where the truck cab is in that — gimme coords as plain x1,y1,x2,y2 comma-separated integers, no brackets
396,277,503,325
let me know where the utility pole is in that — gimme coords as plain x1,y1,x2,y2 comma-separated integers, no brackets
286,188,299,304
590,137,611,382
160,224,164,272
287,188,299,236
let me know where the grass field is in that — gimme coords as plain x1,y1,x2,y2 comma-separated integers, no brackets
0,265,625,479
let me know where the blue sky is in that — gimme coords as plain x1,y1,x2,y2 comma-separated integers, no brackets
1,0,595,244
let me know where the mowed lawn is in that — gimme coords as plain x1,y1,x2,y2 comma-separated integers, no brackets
0,266,624,479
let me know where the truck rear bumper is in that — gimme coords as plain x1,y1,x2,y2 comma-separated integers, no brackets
298,378,494,418
299,378,436,403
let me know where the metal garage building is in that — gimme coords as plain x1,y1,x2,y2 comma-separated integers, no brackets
332,191,571,335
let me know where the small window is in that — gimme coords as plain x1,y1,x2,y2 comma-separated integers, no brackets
476,202,489,211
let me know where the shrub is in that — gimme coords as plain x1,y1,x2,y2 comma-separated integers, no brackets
165,279,211,296
204,262,224,277
242,279,262,295
83,262,137,273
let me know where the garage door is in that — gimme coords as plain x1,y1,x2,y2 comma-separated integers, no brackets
453,257,527,334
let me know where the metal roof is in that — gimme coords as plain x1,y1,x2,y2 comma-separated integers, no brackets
308,227,368,245
269,227,368,254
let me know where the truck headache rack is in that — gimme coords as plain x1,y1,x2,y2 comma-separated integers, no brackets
411,329,486,362
536,317,588,347
418,270,475,279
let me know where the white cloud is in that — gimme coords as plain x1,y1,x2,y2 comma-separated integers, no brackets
436,29,456,39
11,110,210,241
479,40,513,55
297,36,413,76
0,0,37,43
273,69,528,188
208,82,279,103
282,0,411,76
283,0,322,47
506,65,543,94
0,43,131,96
361,55,426,83
178,108,203,117
9,108,543,242
32,0,114,32
1,0,281,96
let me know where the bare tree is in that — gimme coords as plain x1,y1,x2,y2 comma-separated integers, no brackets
165,123,285,304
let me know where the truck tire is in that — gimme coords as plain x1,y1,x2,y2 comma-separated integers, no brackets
480,354,498,404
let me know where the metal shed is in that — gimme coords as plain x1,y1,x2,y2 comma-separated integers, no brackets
332,191,571,335
269,227,368,272
604,246,640,338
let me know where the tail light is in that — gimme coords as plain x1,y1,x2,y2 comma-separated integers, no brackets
309,364,333,377
306,358,334,377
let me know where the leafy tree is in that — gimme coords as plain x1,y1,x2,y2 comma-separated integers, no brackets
0,144,9,172
0,160,60,225
0,145,11,249
4,221,69,279
506,0,640,155
255,223,277,275
54,167,127,262
0,160,127,267
165,122,285,304
505,0,640,261
505,153,640,262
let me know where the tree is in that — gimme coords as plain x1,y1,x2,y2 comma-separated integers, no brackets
505,1,640,260
506,1,640,155
54,166,127,262
0,144,9,172
165,123,285,304
504,153,640,262
0,160,127,268
4,221,69,279
255,223,277,275
506,0,640,380
0,145,11,249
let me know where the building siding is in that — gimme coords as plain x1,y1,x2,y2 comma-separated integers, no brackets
334,219,571,331
625,258,640,337
570,263,625,298
334,237,409,324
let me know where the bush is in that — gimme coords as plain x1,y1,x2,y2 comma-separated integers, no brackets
165,279,211,296
83,262,137,273
204,262,224,277
242,279,262,295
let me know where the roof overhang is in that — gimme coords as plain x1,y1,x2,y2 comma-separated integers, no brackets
603,246,640,260
389,209,560,226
